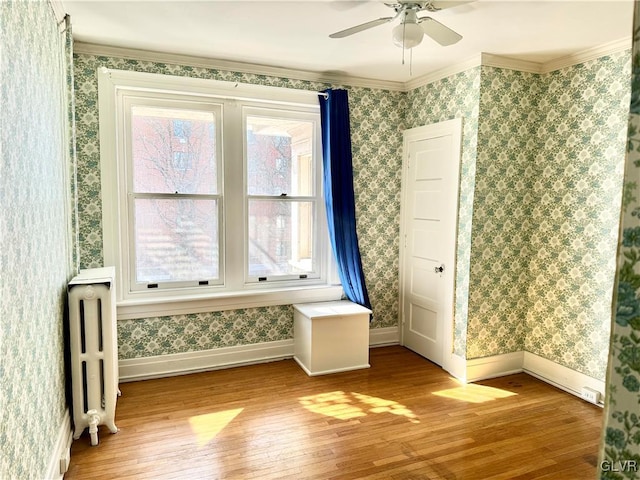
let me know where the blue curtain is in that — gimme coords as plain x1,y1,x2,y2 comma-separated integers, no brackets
319,89,372,314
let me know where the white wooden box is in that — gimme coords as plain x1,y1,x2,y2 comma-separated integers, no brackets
293,300,372,376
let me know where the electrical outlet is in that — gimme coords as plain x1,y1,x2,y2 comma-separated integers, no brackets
581,386,601,405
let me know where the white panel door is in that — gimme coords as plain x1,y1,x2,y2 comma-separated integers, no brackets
400,119,461,368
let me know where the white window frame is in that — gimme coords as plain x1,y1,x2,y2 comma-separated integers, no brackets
98,68,342,319
123,94,225,292
243,105,323,284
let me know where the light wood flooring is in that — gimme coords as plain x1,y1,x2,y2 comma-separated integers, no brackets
65,346,603,480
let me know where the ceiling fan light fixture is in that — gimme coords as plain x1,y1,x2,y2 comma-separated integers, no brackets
391,20,424,49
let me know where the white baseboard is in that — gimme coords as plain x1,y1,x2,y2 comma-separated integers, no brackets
445,350,605,406
465,351,525,383
445,353,470,382
119,335,604,407
119,327,400,382
523,351,605,406
44,408,72,480
446,351,525,384
369,326,400,347
119,339,295,382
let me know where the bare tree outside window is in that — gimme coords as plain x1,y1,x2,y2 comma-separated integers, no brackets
131,106,220,283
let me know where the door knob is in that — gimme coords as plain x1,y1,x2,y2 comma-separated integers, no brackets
434,264,445,274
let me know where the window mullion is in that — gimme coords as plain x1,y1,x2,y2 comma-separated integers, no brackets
222,101,245,290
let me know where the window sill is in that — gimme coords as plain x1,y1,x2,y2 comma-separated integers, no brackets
116,284,344,320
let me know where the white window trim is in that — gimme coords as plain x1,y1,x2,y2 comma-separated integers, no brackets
243,105,324,284
122,94,226,292
98,68,342,319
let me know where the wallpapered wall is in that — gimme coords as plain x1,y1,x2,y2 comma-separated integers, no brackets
0,1,633,475
524,56,630,379
467,58,629,380
600,4,640,474
75,50,630,381
464,57,629,380
73,53,404,359
464,67,542,359
405,55,630,380
0,1,73,478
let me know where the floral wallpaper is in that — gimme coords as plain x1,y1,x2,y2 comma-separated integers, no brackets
118,306,293,359
66,19,80,273
0,1,74,478
599,4,640,476
348,87,406,330
464,67,542,358
73,53,404,358
464,57,629,380
524,54,630,379
81,48,630,380
406,56,629,379
0,0,634,475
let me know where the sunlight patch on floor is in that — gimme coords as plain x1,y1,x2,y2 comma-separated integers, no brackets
432,384,517,403
188,408,244,446
298,391,419,423
299,391,367,420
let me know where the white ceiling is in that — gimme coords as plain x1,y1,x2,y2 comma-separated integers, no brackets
62,0,635,85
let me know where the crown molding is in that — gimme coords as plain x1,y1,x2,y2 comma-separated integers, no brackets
403,53,483,91
403,53,542,91
480,53,542,74
402,37,632,90
479,39,631,76
73,42,405,92
74,36,631,95
540,37,632,74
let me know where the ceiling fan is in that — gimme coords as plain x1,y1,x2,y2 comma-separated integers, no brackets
329,1,473,50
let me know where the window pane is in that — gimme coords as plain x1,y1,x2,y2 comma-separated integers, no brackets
248,200,314,277
246,116,314,196
134,198,219,283
131,106,218,194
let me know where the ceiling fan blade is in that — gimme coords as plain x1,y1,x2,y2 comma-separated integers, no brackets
329,17,393,38
427,0,475,11
420,17,462,46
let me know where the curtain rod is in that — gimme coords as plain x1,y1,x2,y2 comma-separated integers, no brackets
318,88,348,99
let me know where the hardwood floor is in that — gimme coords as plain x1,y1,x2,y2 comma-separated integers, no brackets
65,346,603,480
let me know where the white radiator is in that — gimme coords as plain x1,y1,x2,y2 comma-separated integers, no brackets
68,266,120,446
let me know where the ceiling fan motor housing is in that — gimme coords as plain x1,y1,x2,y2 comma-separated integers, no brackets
329,0,467,48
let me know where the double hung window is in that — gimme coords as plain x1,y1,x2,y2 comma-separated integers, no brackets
98,69,338,315
245,110,319,282
126,99,223,290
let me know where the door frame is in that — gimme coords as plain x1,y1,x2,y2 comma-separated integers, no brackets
398,118,463,374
